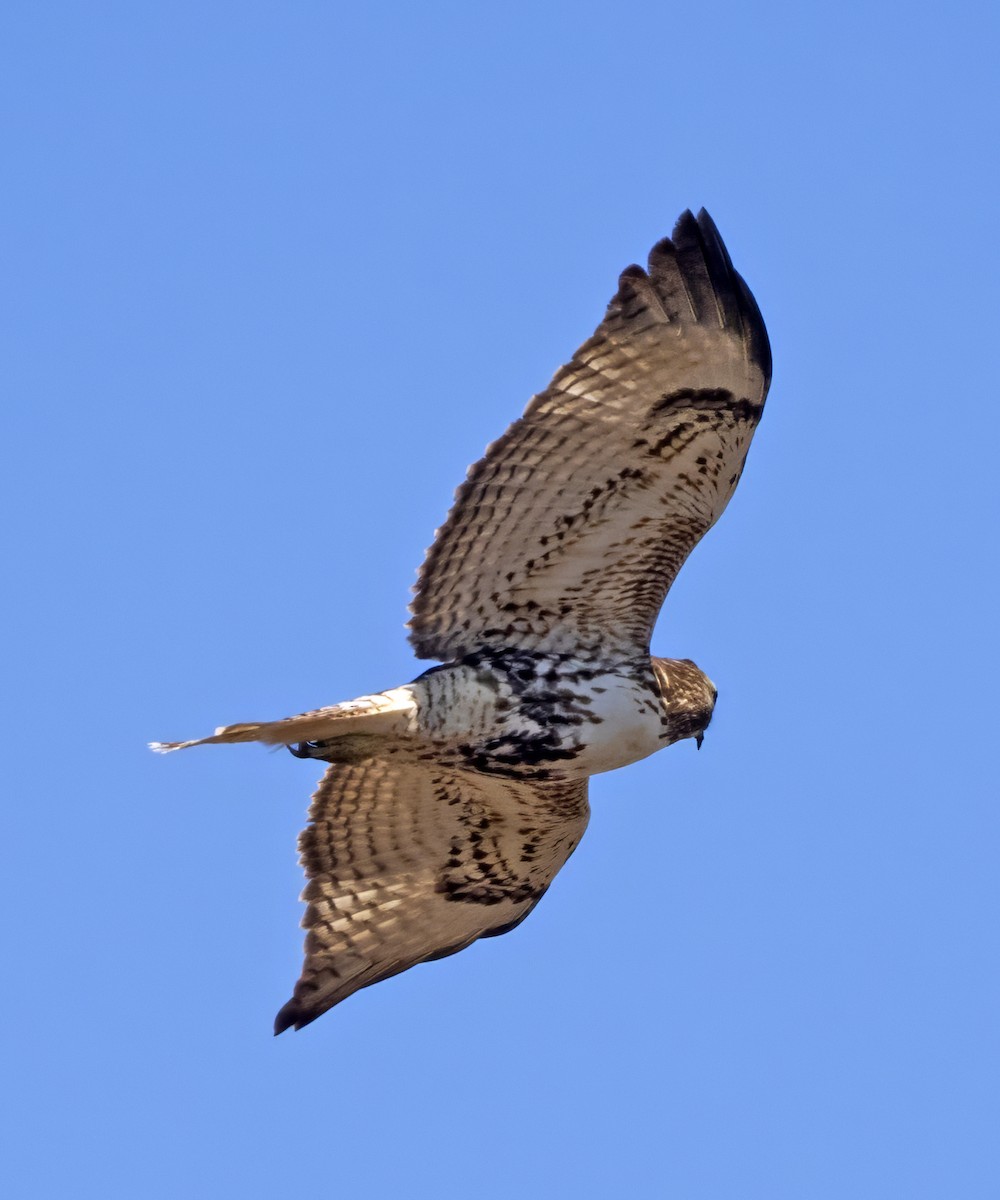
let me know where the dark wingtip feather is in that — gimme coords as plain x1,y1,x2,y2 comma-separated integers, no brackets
671,208,700,240
697,208,771,388
273,1004,296,1035
696,209,772,387
274,998,318,1035
645,207,771,389
608,261,657,324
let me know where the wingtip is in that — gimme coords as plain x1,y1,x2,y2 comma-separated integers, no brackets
696,208,772,387
692,208,732,269
668,207,728,268
671,207,699,241
656,206,771,388
616,261,648,286
274,998,321,1035
273,1002,297,1035
694,206,720,239
647,208,704,273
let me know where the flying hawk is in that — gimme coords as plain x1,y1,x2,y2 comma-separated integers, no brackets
153,209,771,1033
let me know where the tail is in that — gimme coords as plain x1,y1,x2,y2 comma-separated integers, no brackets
150,687,417,753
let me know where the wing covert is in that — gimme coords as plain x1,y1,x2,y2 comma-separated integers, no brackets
408,209,770,661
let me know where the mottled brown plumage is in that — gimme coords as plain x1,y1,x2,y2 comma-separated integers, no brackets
153,209,771,1031
408,211,769,661
275,760,588,1033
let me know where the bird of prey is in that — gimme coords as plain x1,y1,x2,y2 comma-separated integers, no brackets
153,209,771,1033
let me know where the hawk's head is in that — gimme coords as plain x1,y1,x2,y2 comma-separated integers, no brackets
650,657,718,749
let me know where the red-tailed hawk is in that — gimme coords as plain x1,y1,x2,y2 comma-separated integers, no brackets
153,210,771,1032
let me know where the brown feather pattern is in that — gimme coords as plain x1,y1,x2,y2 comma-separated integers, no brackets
275,758,588,1031
408,210,770,661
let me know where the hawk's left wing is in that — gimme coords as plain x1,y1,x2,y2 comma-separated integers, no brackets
275,758,589,1032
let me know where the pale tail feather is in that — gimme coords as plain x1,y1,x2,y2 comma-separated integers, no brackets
149,687,417,753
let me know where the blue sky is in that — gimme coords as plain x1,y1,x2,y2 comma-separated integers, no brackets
3,2,998,1197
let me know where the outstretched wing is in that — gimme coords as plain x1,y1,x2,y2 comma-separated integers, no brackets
275,758,589,1032
408,209,771,662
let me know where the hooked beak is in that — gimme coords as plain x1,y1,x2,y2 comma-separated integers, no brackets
695,732,704,751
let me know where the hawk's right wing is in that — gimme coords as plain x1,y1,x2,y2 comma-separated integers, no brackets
408,209,770,662
275,758,589,1032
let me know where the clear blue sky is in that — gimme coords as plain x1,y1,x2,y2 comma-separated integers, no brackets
4,3,998,1197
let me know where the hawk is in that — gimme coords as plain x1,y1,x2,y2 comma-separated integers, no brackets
153,209,771,1032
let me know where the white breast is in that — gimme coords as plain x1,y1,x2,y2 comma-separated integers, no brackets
572,674,667,775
